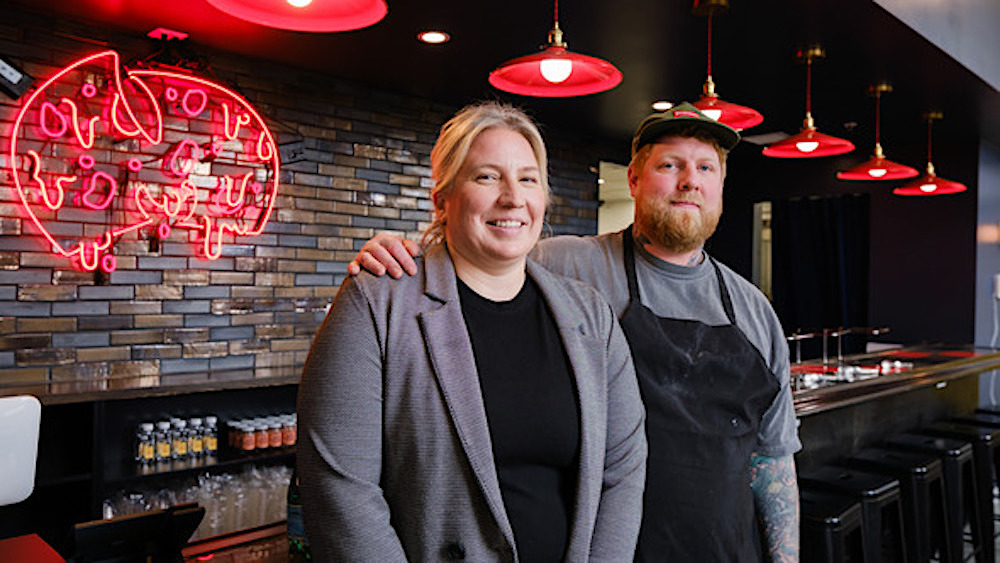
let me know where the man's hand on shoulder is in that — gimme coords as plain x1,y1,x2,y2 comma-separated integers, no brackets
346,233,421,278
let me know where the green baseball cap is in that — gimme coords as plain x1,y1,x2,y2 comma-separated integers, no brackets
631,101,741,156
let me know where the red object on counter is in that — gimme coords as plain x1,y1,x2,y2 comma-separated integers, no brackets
0,534,65,562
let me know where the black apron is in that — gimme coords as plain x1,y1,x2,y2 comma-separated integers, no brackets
621,229,779,562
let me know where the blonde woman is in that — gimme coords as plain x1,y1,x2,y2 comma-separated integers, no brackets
298,101,646,562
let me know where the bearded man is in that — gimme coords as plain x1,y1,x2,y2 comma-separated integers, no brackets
350,102,801,562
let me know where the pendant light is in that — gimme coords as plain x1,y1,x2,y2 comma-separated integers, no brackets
763,46,854,158
893,112,967,196
837,83,918,181
206,0,387,32
690,0,763,131
488,0,622,97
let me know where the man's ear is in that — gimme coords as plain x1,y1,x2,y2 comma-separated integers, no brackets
627,165,640,199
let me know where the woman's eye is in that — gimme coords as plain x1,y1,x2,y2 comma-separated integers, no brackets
521,176,539,184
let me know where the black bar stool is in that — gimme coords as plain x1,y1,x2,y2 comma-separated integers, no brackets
884,432,983,563
800,488,866,563
798,465,906,563
920,420,1000,563
846,448,949,563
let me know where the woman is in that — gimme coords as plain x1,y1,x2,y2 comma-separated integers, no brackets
297,102,646,562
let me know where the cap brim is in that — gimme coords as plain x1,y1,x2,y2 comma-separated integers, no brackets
637,118,740,152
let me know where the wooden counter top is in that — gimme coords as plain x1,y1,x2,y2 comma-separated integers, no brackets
792,344,1000,417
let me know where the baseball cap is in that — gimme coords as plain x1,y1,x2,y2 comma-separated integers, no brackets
631,101,741,156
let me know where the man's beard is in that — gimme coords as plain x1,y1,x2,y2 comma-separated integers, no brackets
636,196,722,254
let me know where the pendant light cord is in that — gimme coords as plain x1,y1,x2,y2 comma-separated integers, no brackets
874,91,881,146
706,13,713,77
553,0,559,24
926,118,933,164
804,58,812,117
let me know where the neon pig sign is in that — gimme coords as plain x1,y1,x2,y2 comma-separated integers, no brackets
6,50,280,273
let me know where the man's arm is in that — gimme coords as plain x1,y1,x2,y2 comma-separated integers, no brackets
749,452,799,563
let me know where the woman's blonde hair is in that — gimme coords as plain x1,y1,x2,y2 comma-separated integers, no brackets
422,101,549,248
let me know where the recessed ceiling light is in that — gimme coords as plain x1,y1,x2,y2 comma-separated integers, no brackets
651,100,673,111
418,31,450,44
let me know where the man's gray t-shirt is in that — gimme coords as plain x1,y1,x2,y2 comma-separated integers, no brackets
533,230,801,457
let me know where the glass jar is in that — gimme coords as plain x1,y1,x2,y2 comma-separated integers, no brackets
204,415,219,456
171,419,189,460
136,422,155,465
155,420,172,462
188,417,204,457
254,421,269,450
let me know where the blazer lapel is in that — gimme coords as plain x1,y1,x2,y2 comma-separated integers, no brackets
418,246,516,548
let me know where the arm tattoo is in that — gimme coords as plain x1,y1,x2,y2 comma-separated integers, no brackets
749,453,799,563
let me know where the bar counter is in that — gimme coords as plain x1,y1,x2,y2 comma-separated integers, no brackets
792,343,1000,470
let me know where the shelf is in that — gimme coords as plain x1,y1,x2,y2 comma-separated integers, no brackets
104,447,296,486
0,369,301,406
35,473,93,488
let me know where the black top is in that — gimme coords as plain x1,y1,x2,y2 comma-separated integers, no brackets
458,276,580,563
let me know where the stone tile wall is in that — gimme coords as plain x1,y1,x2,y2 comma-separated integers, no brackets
0,9,609,389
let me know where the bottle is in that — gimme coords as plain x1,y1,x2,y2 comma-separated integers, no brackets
268,421,283,449
154,420,172,462
171,419,189,460
254,420,269,450
204,415,218,456
287,468,311,561
188,417,204,457
136,422,155,465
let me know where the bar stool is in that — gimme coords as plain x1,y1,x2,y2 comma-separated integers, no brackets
800,488,866,563
798,465,906,562
846,448,949,563
884,432,983,563
920,420,1000,563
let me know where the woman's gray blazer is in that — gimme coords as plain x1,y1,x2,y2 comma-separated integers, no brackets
298,244,647,562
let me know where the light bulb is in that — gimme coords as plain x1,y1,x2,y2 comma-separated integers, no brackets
700,109,722,121
540,58,572,83
287,0,312,7
796,141,819,153
418,31,450,44
920,183,936,193
868,168,887,178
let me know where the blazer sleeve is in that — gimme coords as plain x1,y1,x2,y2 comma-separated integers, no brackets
297,276,408,561
590,302,647,561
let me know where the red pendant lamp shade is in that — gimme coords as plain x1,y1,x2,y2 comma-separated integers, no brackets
206,0,387,32
837,84,918,180
689,8,762,131
763,47,854,158
489,1,622,97
893,113,966,196
837,152,919,180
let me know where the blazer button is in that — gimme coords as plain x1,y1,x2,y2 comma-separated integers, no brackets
442,542,466,560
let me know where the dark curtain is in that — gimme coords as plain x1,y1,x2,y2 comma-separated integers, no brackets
770,194,870,360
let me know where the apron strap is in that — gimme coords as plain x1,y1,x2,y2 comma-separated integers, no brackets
623,226,641,302
708,256,738,326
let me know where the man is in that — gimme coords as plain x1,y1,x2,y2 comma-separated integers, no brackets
350,102,801,561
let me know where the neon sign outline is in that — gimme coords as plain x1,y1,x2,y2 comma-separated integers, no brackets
7,50,281,273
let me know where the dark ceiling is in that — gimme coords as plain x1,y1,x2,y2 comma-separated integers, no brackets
6,0,1000,157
